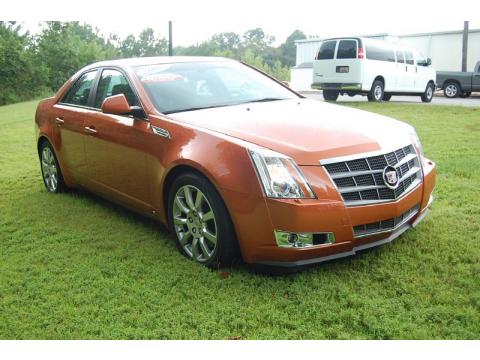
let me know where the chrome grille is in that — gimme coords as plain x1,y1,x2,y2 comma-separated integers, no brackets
353,204,420,238
323,145,422,206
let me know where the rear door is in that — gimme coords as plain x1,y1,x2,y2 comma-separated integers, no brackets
56,69,99,178
313,40,338,87
332,39,362,85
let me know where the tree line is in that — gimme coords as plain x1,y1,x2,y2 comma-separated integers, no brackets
0,21,309,106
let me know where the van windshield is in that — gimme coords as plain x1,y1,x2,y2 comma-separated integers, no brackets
134,61,297,114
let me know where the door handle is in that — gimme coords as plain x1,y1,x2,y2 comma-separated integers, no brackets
84,126,97,134
55,117,64,125
405,65,408,72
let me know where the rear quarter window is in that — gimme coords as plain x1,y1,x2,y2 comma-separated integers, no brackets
337,40,357,59
366,43,395,62
316,41,336,60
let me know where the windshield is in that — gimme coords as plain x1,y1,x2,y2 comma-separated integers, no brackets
133,60,298,114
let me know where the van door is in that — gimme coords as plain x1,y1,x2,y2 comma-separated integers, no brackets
404,51,416,92
414,52,431,93
312,40,338,88
395,50,407,91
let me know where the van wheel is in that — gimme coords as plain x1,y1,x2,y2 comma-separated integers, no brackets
367,80,384,102
383,94,392,101
323,90,339,102
421,82,435,103
444,82,460,98
167,172,239,268
460,92,472,98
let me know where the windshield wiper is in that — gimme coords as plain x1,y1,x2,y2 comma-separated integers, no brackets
164,104,231,115
242,97,288,104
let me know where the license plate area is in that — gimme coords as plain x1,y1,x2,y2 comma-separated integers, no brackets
336,66,349,73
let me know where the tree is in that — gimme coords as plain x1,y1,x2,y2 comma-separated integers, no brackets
120,28,167,57
279,30,307,67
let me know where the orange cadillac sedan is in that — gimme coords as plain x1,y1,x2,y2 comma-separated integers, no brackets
35,57,436,268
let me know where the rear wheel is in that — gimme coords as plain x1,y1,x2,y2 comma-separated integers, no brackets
421,82,435,103
460,91,472,98
167,172,239,268
444,82,460,98
322,90,339,102
367,80,384,102
39,141,66,193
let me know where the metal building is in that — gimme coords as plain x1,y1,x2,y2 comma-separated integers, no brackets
290,28,480,91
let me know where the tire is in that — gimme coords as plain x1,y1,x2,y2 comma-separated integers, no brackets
367,80,384,102
39,141,66,193
460,92,472,98
383,94,392,101
167,172,239,268
421,82,435,103
322,90,339,102
443,81,460,98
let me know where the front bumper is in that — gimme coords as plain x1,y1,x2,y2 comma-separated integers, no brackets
235,158,436,266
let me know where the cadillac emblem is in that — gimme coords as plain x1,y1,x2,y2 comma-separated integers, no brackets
383,166,399,189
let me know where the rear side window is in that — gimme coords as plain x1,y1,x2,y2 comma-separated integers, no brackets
62,70,98,107
405,51,414,65
317,41,336,60
337,40,357,59
94,69,139,108
366,43,395,62
396,50,405,63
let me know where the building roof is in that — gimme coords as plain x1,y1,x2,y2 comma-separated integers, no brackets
295,28,480,44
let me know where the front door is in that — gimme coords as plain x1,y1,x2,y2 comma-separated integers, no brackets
404,50,416,92
83,68,151,208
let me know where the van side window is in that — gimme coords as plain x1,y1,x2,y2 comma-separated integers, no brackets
396,51,405,63
317,41,336,60
405,51,414,65
337,40,357,59
366,44,395,62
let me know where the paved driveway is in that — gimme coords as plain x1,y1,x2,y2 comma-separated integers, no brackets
302,91,480,107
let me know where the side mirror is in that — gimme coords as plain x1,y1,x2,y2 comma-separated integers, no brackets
101,94,132,115
426,58,432,66
101,94,147,119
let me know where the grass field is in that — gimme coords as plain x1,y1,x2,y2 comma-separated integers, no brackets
0,100,479,339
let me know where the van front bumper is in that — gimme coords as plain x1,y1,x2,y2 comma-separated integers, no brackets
311,82,362,91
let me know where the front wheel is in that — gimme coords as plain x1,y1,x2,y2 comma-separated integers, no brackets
167,172,239,268
322,90,339,102
367,80,384,102
421,83,435,103
39,141,66,193
444,82,460,98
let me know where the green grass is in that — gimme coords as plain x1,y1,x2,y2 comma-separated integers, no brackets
0,100,479,339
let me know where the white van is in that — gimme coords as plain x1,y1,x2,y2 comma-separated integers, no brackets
312,37,436,102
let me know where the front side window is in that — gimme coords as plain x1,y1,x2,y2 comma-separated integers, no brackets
316,41,336,60
62,70,98,106
134,61,297,114
94,69,139,108
405,51,414,65
337,40,357,59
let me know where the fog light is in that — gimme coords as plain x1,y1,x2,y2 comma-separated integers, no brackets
274,230,335,248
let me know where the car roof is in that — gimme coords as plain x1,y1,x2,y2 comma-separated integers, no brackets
84,56,234,70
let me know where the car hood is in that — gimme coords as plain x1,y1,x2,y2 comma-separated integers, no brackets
169,99,413,165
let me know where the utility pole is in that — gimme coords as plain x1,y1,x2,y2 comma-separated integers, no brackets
462,21,468,72
168,21,173,56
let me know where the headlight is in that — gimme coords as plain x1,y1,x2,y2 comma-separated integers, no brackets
248,147,316,199
409,127,424,159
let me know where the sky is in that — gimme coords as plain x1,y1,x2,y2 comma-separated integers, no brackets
4,0,480,46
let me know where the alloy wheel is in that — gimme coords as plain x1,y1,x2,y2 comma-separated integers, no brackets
426,86,433,100
41,146,58,192
172,185,218,262
445,84,457,97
